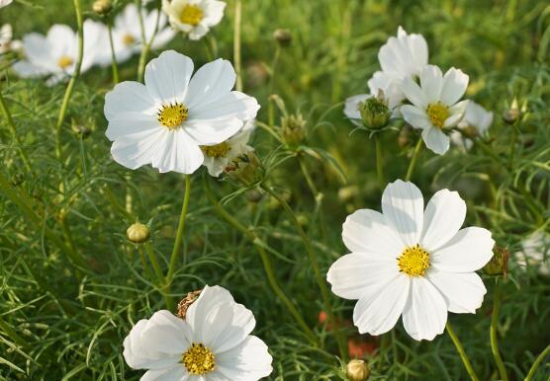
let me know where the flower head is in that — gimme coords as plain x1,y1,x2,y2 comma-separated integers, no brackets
104,50,259,174
123,285,273,380
162,0,226,41
0,0,12,9
514,232,550,276
0,24,21,55
400,65,469,155
327,180,494,341
451,101,493,150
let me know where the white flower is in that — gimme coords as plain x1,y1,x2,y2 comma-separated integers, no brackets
104,50,259,174
12,20,104,85
0,0,12,8
162,0,226,41
123,285,273,381
514,232,550,276
400,65,469,155
96,4,175,67
0,24,22,54
450,101,493,150
327,180,494,341
202,119,254,177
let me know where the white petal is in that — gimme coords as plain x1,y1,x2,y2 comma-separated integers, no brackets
21,33,55,69
184,117,247,147
145,50,194,103
402,277,447,341
185,59,236,108
342,209,403,257
12,61,50,77
382,180,424,246
422,126,450,155
152,131,204,174
202,0,226,26
111,128,168,170
106,113,160,141
327,253,398,300
420,189,466,252
432,227,494,272
444,100,469,128
215,336,273,381
402,77,428,109
420,65,443,103
353,273,410,335
427,270,487,313
185,285,235,336
104,81,156,121
344,94,370,121
190,91,259,122
401,105,431,129
188,24,209,40
440,67,469,106
47,25,76,59
142,366,188,381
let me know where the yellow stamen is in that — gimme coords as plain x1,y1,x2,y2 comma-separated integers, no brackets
397,244,430,277
180,4,204,26
57,56,74,69
201,142,231,158
122,33,136,46
158,103,188,130
426,102,449,129
182,343,215,375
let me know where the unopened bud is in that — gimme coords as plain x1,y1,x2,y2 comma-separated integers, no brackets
93,0,112,16
359,91,390,130
126,223,150,244
73,124,92,139
483,246,509,276
502,98,520,125
346,359,370,381
177,289,202,319
281,113,306,146
462,125,478,139
225,149,261,185
273,29,292,46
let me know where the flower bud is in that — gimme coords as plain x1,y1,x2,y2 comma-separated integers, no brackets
359,91,390,130
225,149,261,185
281,113,306,147
483,246,509,276
93,0,113,16
73,124,92,139
177,289,202,319
346,359,370,381
502,98,520,125
126,223,150,244
273,29,292,46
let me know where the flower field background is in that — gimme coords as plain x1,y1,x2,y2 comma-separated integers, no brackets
1,0,550,380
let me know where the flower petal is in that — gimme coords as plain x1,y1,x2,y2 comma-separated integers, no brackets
401,105,431,130
142,366,188,381
106,113,160,141
444,100,469,128
427,270,487,313
422,126,450,155
190,91,259,122
185,286,235,337
185,58,236,108
402,77,428,109
111,128,168,170
344,94,370,121
420,65,443,103
145,50,194,103
440,67,469,106
104,81,156,121
215,336,273,381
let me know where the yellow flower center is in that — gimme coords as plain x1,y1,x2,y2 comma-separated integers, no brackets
57,56,74,69
201,142,231,158
397,244,430,277
426,102,449,129
182,343,215,375
122,33,136,46
158,103,188,130
180,4,204,26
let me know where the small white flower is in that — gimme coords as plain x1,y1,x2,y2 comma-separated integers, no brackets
450,101,493,150
0,0,12,9
123,285,273,381
162,0,226,41
0,24,22,54
327,180,494,341
401,65,469,155
104,50,259,174
96,4,175,67
514,232,550,276
202,119,254,177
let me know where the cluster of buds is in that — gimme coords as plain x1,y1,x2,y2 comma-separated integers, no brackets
281,112,307,147
359,90,391,130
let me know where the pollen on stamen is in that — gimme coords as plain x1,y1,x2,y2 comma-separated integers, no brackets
180,4,204,26
397,244,431,277
158,103,188,130
426,102,449,129
182,343,215,375
57,56,74,69
201,142,231,158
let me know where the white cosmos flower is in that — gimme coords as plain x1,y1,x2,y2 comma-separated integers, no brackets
514,232,550,276
450,101,493,151
96,4,175,67
162,0,226,41
104,50,259,174
0,0,12,8
202,119,254,177
0,24,22,54
401,65,469,155
13,20,104,85
327,180,494,341
123,285,273,381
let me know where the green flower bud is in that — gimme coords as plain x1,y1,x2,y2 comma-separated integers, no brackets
502,98,520,125
483,246,509,276
126,223,150,244
346,359,370,381
281,113,306,146
359,91,390,130
273,29,292,46
93,0,113,16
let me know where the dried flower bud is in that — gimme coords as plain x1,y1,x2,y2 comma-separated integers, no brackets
483,246,509,276
273,29,292,46
225,149,261,185
177,289,202,319
73,125,92,139
346,359,370,381
126,223,150,244
93,0,113,16
281,113,306,146
359,91,390,130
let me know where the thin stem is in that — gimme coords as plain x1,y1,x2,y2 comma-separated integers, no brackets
55,0,84,160
145,242,174,310
490,279,509,381
260,183,348,360
136,0,162,83
405,138,423,181
233,0,243,92
298,155,319,200
166,175,191,282
374,133,385,189
0,85,31,171
525,344,550,381
204,179,318,345
507,125,519,169
107,19,120,84
446,321,480,381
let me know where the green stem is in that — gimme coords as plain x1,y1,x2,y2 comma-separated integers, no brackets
145,242,174,310
507,125,519,169
233,0,243,92
55,0,84,160
107,19,120,84
204,179,318,345
490,280,509,381
446,321,480,381
525,344,550,381
136,0,161,83
0,318,27,347
260,183,347,360
0,85,31,172
405,138,423,181
374,133,385,189
166,175,191,282
298,155,319,200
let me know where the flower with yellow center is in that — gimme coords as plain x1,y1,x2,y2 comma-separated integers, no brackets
180,4,204,25
162,0,226,41
122,33,136,46
122,285,273,380
327,180,495,341
401,65,469,155
57,56,74,69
